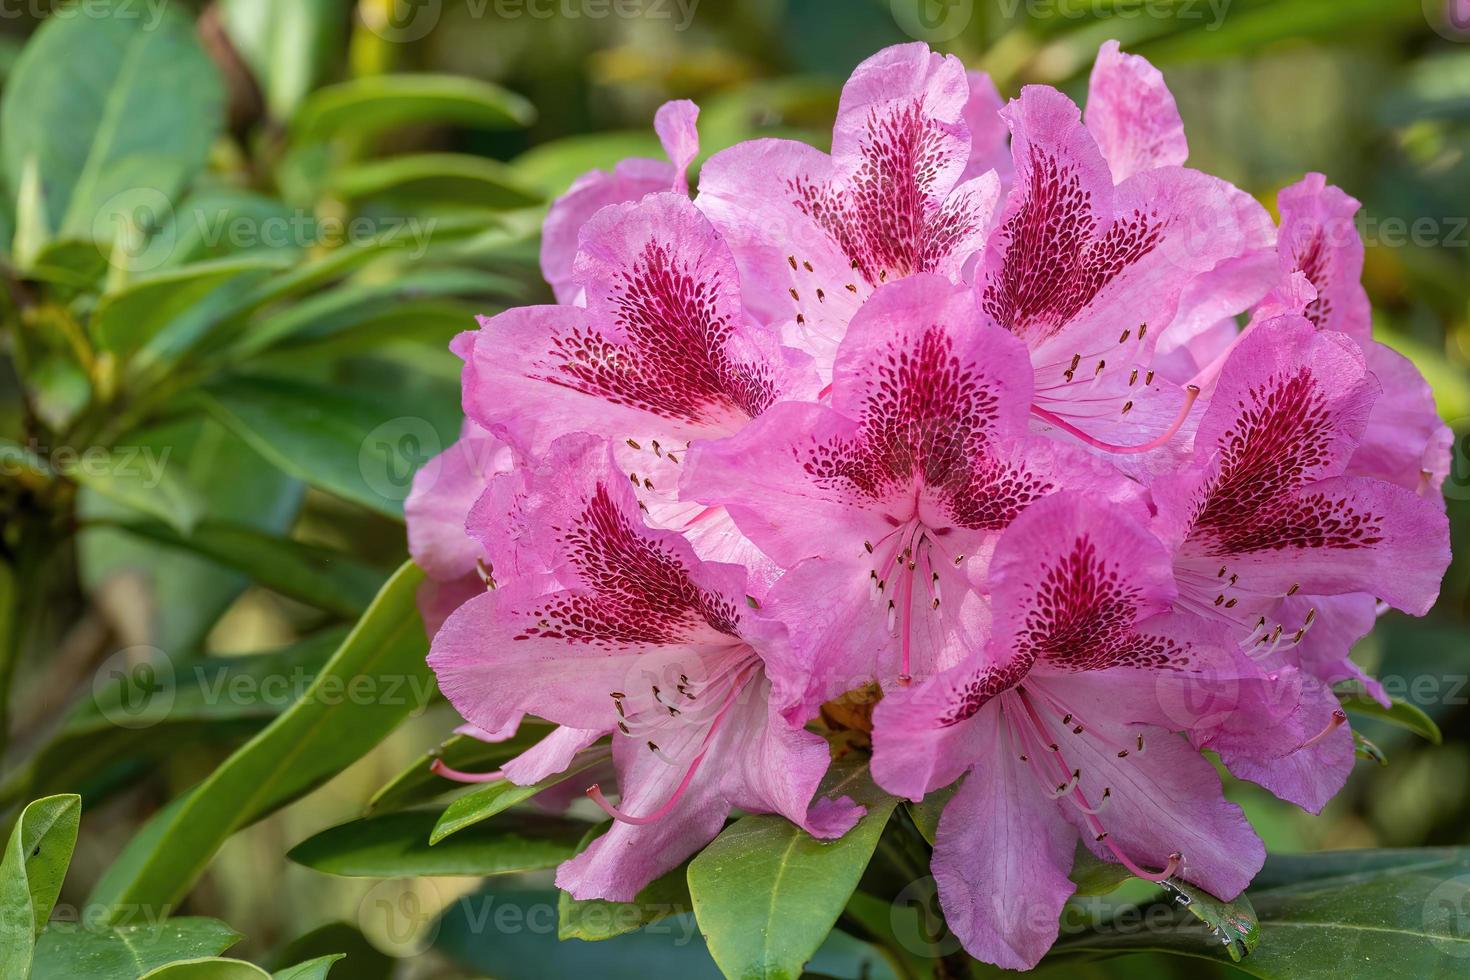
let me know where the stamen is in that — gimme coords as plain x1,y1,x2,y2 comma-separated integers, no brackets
1298,708,1348,751
1030,385,1200,455
430,759,505,784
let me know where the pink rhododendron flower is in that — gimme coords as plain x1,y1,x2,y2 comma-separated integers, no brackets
429,435,861,900
406,35,1453,970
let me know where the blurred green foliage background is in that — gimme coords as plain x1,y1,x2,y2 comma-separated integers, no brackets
2,0,1469,976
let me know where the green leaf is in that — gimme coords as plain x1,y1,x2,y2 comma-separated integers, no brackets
60,446,204,535
92,257,287,359
904,784,956,846
1340,693,1443,744
0,631,346,809
109,520,387,617
234,267,515,360
687,759,898,980
1161,879,1260,962
220,0,345,120
199,375,458,518
1047,848,1470,977
1069,843,1136,897
331,154,543,210
559,826,694,941
0,794,82,979
510,131,664,196
30,918,242,980
271,955,345,980
138,958,271,980
434,882,722,980
77,417,304,652
1354,731,1388,765
265,923,390,980
289,809,588,878
88,563,433,918
292,74,535,146
0,1,222,243
365,722,553,815
430,749,609,843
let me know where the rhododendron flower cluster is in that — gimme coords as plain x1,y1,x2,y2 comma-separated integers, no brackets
406,41,1451,970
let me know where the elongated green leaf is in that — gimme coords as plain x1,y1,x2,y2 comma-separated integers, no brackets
331,154,543,210
30,918,242,980
234,266,514,359
61,447,203,534
0,631,347,809
0,794,81,979
220,0,345,120
272,955,344,980
0,1,222,243
435,882,721,980
559,825,694,941
510,131,663,196
111,520,386,617
139,958,270,980
1047,848,1470,977
1340,693,1443,744
290,809,588,878
430,750,609,843
265,923,389,980
292,74,534,146
365,722,553,815
199,376,458,518
89,564,433,918
92,257,287,358
688,759,898,980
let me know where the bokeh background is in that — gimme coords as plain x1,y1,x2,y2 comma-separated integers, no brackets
3,0,1469,976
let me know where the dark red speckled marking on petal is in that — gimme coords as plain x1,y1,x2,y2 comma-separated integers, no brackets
1190,367,1382,556
541,241,776,425
939,656,1032,726
799,326,1048,525
790,101,976,287
1020,535,1184,672
1294,230,1334,330
514,482,741,648
983,147,1165,340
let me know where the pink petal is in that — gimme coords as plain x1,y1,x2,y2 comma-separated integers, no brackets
1349,341,1451,495
540,159,675,304
987,492,1177,671
469,194,802,453
405,421,510,583
961,69,1012,186
654,99,700,192
1084,40,1188,183
500,726,606,785
1274,173,1370,339
930,706,1077,971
